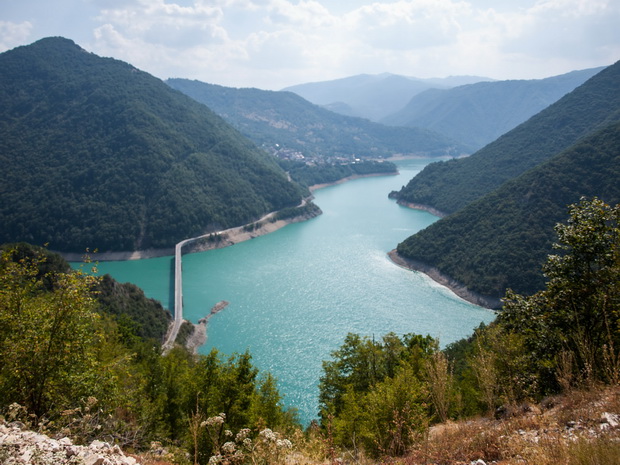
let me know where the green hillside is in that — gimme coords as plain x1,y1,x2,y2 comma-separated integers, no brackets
391,61,620,215
395,121,620,303
382,67,603,150
166,78,469,159
0,38,304,253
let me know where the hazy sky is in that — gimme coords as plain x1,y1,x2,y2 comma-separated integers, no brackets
1,0,619,90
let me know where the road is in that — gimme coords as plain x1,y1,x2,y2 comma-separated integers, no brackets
161,201,308,352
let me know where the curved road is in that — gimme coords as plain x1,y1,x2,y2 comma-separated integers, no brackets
162,199,309,352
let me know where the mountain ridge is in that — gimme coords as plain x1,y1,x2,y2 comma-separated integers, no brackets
391,61,620,216
382,67,605,150
0,37,304,253
167,78,470,159
394,120,620,304
281,73,493,121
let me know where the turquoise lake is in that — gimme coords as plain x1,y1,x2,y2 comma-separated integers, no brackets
87,159,495,424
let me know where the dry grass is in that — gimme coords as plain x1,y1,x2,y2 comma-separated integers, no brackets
387,384,620,465
132,386,620,465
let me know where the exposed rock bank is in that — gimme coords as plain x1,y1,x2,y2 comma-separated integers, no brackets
183,300,229,354
58,207,321,262
393,199,447,218
388,249,501,310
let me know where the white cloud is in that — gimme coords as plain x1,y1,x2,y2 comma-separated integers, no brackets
344,0,471,51
266,0,336,29
3,0,618,88
0,21,33,52
501,0,620,61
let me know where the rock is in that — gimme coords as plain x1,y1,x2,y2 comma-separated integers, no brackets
0,419,139,465
82,452,107,465
601,412,620,427
90,439,110,450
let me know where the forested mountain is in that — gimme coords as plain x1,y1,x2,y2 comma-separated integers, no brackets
0,37,305,253
281,73,491,121
166,78,468,159
391,61,620,215
382,67,603,150
395,121,620,304
0,242,172,342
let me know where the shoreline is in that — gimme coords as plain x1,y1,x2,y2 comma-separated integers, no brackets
58,171,398,262
388,249,501,310
183,300,229,354
395,200,448,218
308,171,398,192
58,207,320,262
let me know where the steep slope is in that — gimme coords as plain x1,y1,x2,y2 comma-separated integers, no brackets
281,73,492,121
0,37,304,253
382,67,603,150
167,78,469,158
394,121,620,305
391,61,620,215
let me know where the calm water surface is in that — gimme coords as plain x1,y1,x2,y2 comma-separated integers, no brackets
89,159,495,424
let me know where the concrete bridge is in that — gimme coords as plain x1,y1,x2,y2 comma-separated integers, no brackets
161,201,308,352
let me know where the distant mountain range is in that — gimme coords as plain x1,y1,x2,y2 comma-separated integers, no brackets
0,37,305,253
167,78,469,159
392,62,620,305
282,73,493,121
382,68,604,150
391,63,620,216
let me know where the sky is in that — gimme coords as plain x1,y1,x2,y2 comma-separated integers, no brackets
1,0,619,90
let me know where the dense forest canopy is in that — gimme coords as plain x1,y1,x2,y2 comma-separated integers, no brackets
0,37,304,253
392,60,620,215
395,121,620,301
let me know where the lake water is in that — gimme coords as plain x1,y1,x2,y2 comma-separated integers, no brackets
88,159,495,424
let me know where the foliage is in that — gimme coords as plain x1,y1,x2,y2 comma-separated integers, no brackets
0,38,304,253
201,419,293,465
0,245,297,463
499,197,620,392
393,60,620,215
396,121,620,300
318,333,436,457
270,201,322,222
167,78,468,160
95,273,172,343
277,159,397,188
0,246,101,417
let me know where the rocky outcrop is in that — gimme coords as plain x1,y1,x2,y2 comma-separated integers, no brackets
0,421,138,465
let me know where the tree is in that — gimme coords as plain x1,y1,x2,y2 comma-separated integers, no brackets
0,246,100,416
500,197,620,391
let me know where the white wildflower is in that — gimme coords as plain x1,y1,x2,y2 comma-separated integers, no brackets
208,454,222,465
259,428,277,442
222,441,236,454
203,413,226,427
236,428,251,442
276,439,293,449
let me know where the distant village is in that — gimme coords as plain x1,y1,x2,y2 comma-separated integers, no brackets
265,143,364,165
